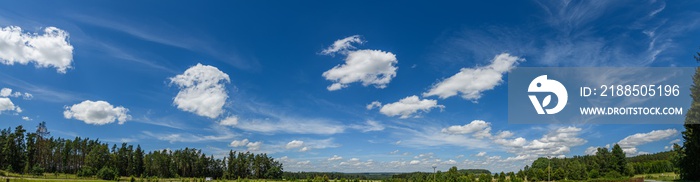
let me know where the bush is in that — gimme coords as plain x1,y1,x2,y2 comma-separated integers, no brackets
97,167,119,180
29,165,44,175
604,171,622,179
77,167,95,177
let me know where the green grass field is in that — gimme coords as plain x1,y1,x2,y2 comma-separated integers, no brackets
632,172,679,181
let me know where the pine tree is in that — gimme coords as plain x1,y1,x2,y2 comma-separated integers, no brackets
611,144,626,175
680,52,700,180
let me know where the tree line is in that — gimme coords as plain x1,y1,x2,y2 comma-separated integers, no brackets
384,144,681,182
385,167,517,182
0,122,282,180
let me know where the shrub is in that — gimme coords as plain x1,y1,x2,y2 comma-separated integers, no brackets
97,167,119,180
604,171,622,179
29,165,44,175
77,167,95,177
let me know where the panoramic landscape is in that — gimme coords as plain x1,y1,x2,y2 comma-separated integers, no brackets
1,0,700,181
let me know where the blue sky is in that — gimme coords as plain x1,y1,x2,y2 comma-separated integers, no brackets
0,0,699,173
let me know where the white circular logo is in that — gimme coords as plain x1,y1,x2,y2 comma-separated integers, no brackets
528,75,568,114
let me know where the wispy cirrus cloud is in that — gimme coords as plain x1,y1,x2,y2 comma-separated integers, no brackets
68,14,259,70
432,0,698,68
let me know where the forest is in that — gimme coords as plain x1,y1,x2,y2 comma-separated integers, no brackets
383,144,679,182
0,123,283,180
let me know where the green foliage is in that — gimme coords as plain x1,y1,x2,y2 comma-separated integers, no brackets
0,123,284,180
77,167,96,177
681,52,700,180
97,167,119,180
29,165,44,175
588,169,599,179
517,145,683,181
611,144,627,175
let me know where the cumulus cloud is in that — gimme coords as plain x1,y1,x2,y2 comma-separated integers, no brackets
321,36,398,91
0,98,21,113
424,53,523,101
495,131,514,139
366,101,382,110
618,129,677,155
519,126,587,156
502,154,535,162
246,141,262,151
0,26,74,73
0,88,32,100
338,158,374,167
229,138,261,151
321,35,363,55
219,116,238,126
229,139,250,147
0,88,11,97
63,100,130,125
494,137,527,147
170,63,230,119
378,95,444,118
441,120,492,138
286,140,304,149
441,159,457,165
584,146,599,155
328,155,343,161
21,116,30,121
476,152,487,157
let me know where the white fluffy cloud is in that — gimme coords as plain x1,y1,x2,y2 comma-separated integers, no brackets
494,137,527,147
321,36,398,91
286,140,304,149
618,129,677,155
321,35,363,55
63,100,131,125
229,138,261,151
424,53,523,100
495,131,514,139
476,152,487,157
0,98,20,113
0,88,11,97
378,95,444,118
219,116,238,126
441,120,492,138
246,141,262,151
229,139,250,147
328,155,343,161
0,88,32,100
520,126,587,156
170,63,230,119
0,26,74,73
366,101,382,110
